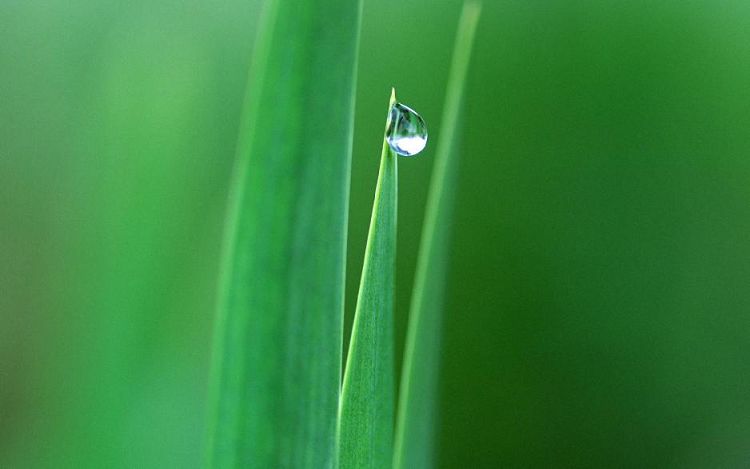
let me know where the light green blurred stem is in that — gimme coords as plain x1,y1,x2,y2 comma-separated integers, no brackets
338,89,398,469
393,3,482,469
206,0,363,467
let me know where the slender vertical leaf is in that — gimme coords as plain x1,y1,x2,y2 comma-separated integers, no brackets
206,0,363,467
393,3,482,468
338,89,398,469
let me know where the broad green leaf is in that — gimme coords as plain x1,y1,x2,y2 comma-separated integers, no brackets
206,0,363,467
393,3,482,469
338,89,398,469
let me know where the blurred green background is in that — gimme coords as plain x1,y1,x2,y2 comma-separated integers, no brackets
4,0,750,467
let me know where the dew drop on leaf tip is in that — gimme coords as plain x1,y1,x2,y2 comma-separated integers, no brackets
386,102,428,157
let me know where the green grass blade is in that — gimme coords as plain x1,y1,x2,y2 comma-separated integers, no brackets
338,89,398,469
206,0,363,467
393,3,482,468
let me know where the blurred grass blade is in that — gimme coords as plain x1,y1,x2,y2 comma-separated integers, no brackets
206,0,363,467
393,3,482,468
338,89,398,469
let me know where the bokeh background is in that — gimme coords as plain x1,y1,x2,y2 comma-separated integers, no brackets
4,0,750,467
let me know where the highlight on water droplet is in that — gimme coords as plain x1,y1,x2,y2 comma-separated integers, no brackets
386,102,428,157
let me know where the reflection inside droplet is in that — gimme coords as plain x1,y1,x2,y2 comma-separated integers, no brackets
386,102,428,157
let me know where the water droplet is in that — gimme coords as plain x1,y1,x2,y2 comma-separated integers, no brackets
386,102,428,157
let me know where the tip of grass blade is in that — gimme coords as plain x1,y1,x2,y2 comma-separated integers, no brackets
338,89,399,469
385,88,397,133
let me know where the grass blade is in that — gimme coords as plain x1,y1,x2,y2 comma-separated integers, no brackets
206,0,363,467
338,89,398,469
393,3,482,468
